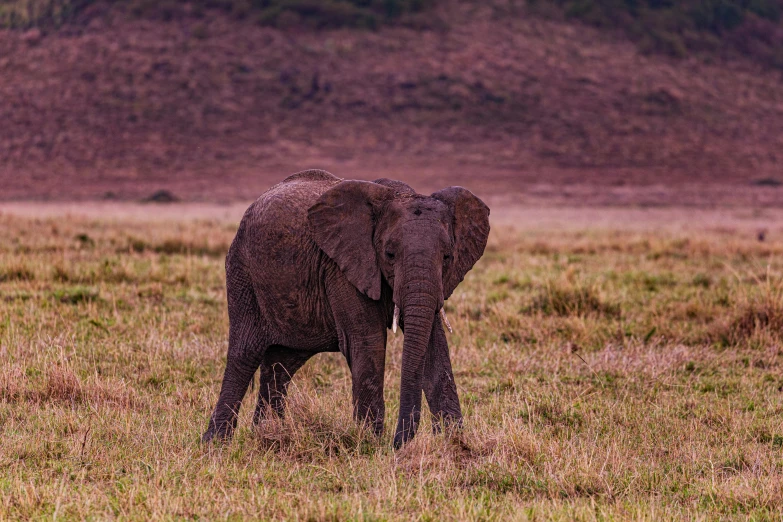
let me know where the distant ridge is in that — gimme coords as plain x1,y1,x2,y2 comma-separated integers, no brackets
1,1,783,202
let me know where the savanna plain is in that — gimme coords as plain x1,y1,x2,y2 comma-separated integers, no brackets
1,204,783,520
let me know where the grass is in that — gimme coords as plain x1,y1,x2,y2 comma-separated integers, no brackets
1,210,783,519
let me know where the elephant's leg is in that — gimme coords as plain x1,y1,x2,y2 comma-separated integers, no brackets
253,346,315,425
202,269,266,443
327,278,388,436
423,313,462,433
202,338,263,443
349,340,387,436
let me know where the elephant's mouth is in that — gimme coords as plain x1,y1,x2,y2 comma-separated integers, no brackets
392,304,452,334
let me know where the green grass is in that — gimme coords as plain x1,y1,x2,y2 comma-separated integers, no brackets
1,212,783,519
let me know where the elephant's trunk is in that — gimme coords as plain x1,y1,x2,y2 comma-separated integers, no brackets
393,260,442,448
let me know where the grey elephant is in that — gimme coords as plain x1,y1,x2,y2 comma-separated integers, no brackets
202,169,490,448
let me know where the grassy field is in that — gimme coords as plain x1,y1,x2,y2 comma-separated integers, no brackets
1,207,783,520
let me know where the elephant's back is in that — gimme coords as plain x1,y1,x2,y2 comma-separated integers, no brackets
280,169,341,184
241,170,341,236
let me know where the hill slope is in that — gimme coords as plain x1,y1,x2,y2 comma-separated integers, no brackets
2,1,783,204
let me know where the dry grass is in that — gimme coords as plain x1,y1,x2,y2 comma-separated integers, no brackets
1,211,783,520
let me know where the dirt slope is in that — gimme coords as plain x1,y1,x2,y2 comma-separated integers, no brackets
2,2,783,204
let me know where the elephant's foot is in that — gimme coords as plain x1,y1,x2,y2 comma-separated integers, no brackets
201,418,236,444
353,408,385,439
431,412,463,434
252,402,285,428
365,418,384,438
201,429,231,444
392,420,418,449
392,429,413,450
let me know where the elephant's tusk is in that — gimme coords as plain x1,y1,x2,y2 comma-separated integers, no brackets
440,308,453,333
392,305,399,334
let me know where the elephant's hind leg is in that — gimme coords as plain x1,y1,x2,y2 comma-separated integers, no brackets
252,347,315,425
202,267,267,443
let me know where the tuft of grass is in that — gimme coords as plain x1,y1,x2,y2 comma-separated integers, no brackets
41,366,84,403
692,272,712,288
528,282,620,318
52,286,98,304
726,300,783,344
254,391,379,460
123,236,229,258
74,232,95,246
1,361,138,408
711,285,783,347
0,264,35,282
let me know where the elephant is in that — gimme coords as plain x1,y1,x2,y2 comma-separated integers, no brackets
202,169,490,448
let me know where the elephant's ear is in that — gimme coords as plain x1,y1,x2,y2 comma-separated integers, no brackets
308,180,395,300
432,187,490,300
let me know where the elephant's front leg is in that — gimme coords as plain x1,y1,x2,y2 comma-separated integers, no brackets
423,313,462,432
327,276,389,436
349,338,387,436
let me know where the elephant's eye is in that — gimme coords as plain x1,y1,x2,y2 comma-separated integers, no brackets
386,251,395,261
444,253,452,262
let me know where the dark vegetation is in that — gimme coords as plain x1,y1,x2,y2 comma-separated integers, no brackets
4,0,783,66
531,0,783,66
0,0,434,29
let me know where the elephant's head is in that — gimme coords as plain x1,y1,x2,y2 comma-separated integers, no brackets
307,179,490,447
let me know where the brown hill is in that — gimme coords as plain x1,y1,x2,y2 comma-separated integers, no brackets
2,1,783,204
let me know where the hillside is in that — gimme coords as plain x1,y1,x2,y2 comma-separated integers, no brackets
2,0,783,204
